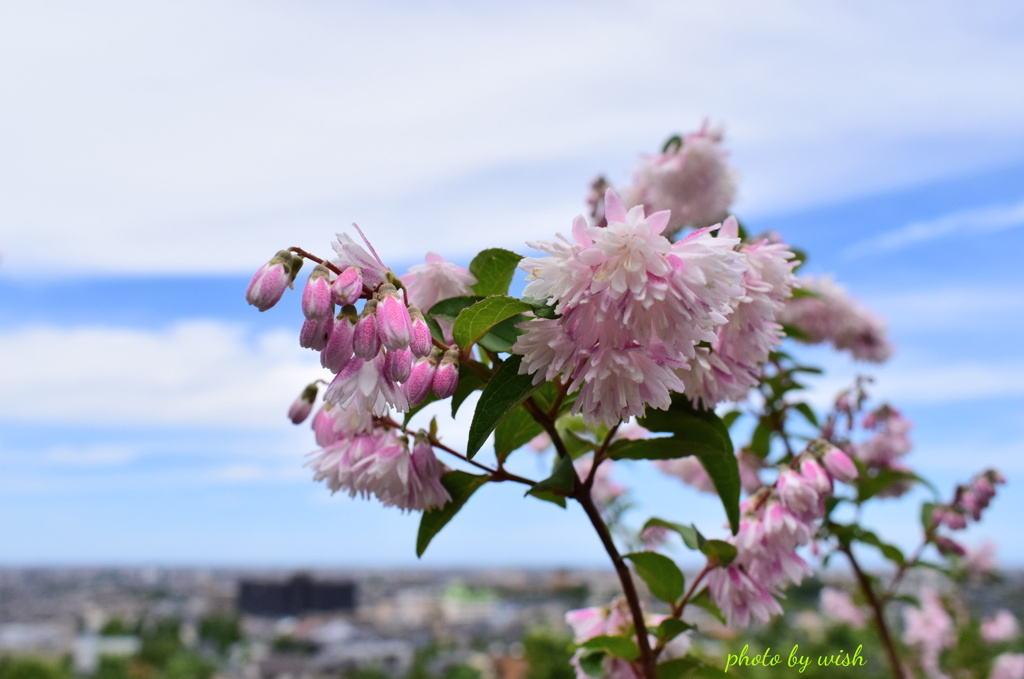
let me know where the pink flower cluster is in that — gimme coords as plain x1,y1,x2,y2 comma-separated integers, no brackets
778,275,893,363
982,610,1020,644
305,404,451,511
991,654,1024,679
678,221,797,407
514,189,750,427
845,404,915,497
622,123,737,237
565,599,691,679
707,445,855,627
931,470,1006,555
819,587,867,628
902,588,954,679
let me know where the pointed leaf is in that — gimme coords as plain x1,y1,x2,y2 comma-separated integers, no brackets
428,296,484,322
624,551,685,604
469,248,523,297
416,471,489,557
655,618,693,644
527,454,576,500
466,354,540,458
579,636,639,662
643,518,706,551
579,651,606,677
700,539,737,567
450,366,485,417
495,404,545,461
453,296,533,350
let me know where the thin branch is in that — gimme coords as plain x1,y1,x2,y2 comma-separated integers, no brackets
840,542,905,679
288,247,343,276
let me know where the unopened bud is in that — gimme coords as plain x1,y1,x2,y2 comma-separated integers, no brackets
288,383,318,424
432,348,460,399
321,314,355,373
332,266,363,306
246,250,303,312
408,307,433,358
384,347,413,383
299,317,332,351
353,300,382,359
936,536,966,557
821,446,858,483
404,357,436,407
376,284,413,351
302,265,335,320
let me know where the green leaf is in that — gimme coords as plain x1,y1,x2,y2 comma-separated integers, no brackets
921,501,937,531
856,529,905,566
686,587,725,623
857,469,919,502
721,411,742,430
792,402,819,428
450,367,486,417
452,296,533,350
527,454,576,501
655,618,693,643
579,636,640,662
494,405,544,461
526,489,567,509
466,354,541,458
700,540,738,567
609,435,741,534
642,518,706,551
624,551,685,604
520,296,560,319
781,323,810,341
469,248,523,297
476,313,528,353
416,472,489,557
428,296,484,322
750,420,771,457
579,651,606,677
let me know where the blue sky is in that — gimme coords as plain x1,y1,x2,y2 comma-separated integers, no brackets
1,1,1023,570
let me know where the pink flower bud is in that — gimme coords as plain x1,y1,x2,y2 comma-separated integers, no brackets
332,266,363,305
960,490,983,521
299,317,331,351
321,314,355,373
404,358,436,407
432,349,460,399
246,250,302,312
288,383,318,424
301,265,334,320
353,300,382,359
973,476,996,503
822,447,858,483
376,284,413,351
932,506,966,530
935,536,966,557
384,348,413,383
408,307,433,358
800,457,832,496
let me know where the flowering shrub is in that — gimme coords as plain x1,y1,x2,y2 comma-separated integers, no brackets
246,126,1008,678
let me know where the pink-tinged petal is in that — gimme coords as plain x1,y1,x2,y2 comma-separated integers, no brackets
571,214,593,247
603,188,627,223
646,210,671,235
718,215,739,239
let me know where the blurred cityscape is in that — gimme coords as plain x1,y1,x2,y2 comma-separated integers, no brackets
0,567,621,679
3,567,1022,679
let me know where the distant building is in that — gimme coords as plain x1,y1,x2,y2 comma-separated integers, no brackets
238,575,355,617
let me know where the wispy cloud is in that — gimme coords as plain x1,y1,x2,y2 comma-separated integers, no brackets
0,321,322,428
844,200,1024,258
2,1,1024,275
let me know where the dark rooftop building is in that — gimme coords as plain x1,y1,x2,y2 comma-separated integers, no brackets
238,574,356,617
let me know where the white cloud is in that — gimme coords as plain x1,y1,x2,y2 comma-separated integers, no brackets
0,321,325,427
2,1,1024,275
844,200,1024,258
